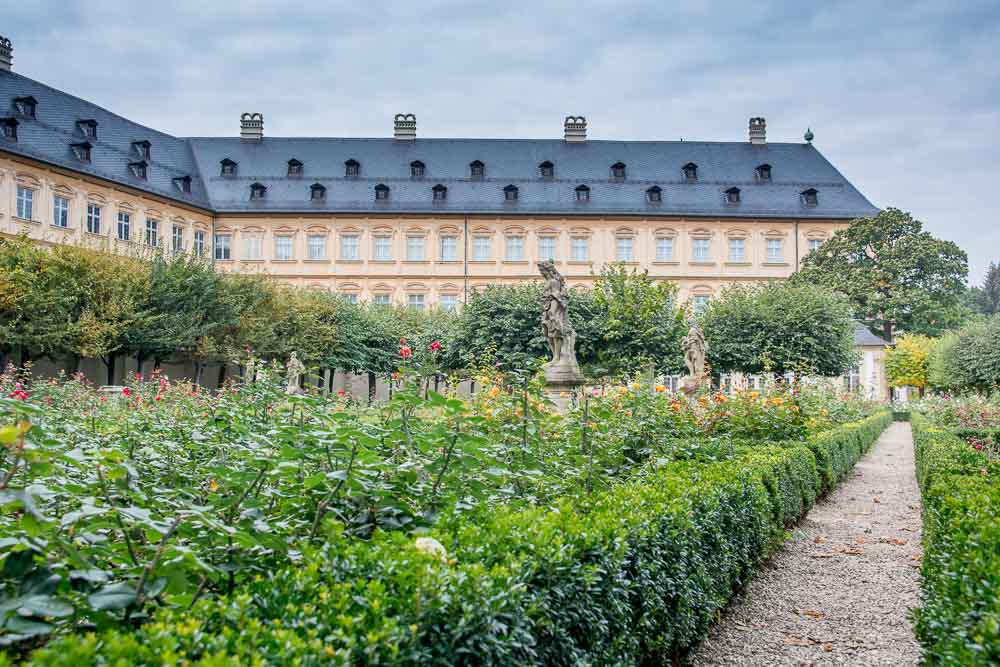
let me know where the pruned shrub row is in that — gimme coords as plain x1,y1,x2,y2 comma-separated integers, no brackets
17,412,891,667
911,415,1000,666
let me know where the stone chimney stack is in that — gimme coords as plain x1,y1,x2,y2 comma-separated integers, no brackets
749,117,766,145
564,116,587,142
240,113,263,142
0,36,12,72
393,114,416,140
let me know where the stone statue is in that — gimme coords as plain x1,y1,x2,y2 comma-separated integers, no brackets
539,260,583,386
285,352,305,394
681,316,708,392
244,350,255,385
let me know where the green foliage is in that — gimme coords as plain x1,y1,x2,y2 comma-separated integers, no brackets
972,261,1000,315
911,414,1000,665
885,334,935,390
701,281,856,375
925,316,1000,392
795,208,970,340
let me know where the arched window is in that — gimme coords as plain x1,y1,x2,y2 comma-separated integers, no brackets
610,162,626,180
503,184,518,201
432,184,447,201
646,185,662,203
683,162,698,182
755,163,771,182
287,158,303,177
575,184,590,202
410,160,425,178
801,188,819,207
345,159,360,177
310,183,326,200
725,187,741,204
220,158,237,177
249,182,266,200
374,183,390,201
539,161,555,179
470,160,485,179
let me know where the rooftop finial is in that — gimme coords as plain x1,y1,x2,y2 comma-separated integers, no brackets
804,127,814,143
748,117,766,145
0,36,12,72
240,112,263,142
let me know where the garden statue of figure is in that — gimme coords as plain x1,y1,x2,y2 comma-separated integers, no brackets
681,316,708,392
244,350,255,385
285,352,305,394
538,260,583,387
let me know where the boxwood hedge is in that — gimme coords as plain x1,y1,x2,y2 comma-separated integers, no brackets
912,415,1000,666
13,412,890,666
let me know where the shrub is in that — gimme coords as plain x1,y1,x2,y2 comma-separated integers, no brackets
911,414,1000,665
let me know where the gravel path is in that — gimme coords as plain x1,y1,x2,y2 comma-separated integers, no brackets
690,422,923,666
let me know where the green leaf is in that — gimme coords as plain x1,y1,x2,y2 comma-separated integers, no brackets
87,582,137,611
16,594,74,619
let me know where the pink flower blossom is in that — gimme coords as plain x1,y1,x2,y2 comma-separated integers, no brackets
399,346,413,359
429,341,442,352
121,387,131,397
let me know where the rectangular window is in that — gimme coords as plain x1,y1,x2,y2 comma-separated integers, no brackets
15,186,33,220
373,293,391,305
728,238,746,262
655,237,674,262
172,225,184,252
374,235,392,261
275,236,294,261
538,236,556,261
342,293,358,304
766,238,783,262
86,204,102,234
439,235,458,261
571,237,589,262
308,234,326,260
439,294,459,311
214,234,231,260
616,237,634,262
117,212,131,241
692,238,710,262
340,234,359,260
406,236,425,262
244,236,262,260
52,195,69,228
145,219,159,247
692,295,710,313
808,239,823,253
473,235,492,261
506,236,524,261
407,293,425,310
194,231,205,257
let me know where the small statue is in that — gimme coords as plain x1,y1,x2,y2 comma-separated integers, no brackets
244,349,255,385
285,352,305,394
682,316,708,381
539,260,583,384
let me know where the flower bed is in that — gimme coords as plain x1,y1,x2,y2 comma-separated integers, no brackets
12,411,890,665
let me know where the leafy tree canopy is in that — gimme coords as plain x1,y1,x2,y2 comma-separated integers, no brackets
885,334,935,391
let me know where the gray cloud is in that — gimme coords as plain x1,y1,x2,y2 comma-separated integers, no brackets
7,0,999,281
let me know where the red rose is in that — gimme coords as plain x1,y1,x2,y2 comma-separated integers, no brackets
429,341,442,352
399,346,413,359
121,387,131,397
337,389,346,397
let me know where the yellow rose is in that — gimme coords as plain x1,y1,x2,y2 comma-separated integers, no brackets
655,384,666,393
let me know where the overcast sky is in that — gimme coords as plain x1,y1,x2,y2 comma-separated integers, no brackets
8,1,999,281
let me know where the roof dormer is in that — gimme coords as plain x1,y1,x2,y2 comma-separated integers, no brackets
755,164,772,182
128,160,148,180
70,141,91,162
345,159,360,177
13,96,36,119
0,118,17,141
801,188,819,207
77,119,98,139
132,140,151,160
287,158,303,177
172,175,192,194
220,158,237,177
249,182,267,200
683,162,698,182
310,183,326,200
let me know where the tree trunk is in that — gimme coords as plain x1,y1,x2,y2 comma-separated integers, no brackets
136,352,146,379
19,348,29,367
0,350,7,373
153,358,162,371
217,364,227,387
368,372,376,404
195,362,204,386
102,355,116,385
882,321,893,344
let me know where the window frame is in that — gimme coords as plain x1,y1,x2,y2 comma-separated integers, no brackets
405,235,425,262
171,224,184,252
307,234,327,260
472,234,492,261
615,236,634,262
373,235,393,261
655,236,674,262
275,235,294,261
692,238,711,262
214,233,232,261
52,194,70,228
15,185,34,220
86,203,102,234
439,234,458,261
145,218,159,247
571,236,589,262
340,233,360,261
117,211,131,241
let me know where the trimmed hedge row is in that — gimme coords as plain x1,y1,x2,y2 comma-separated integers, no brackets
911,415,1000,666
16,412,891,666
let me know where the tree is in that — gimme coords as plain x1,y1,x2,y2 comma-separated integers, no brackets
927,331,960,392
973,261,1000,315
702,282,856,376
885,334,935,396
794,208,969,341
928,315,1000,393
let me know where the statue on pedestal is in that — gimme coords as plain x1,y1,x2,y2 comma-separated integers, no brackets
539,260,583,391
285,352,305,395
680,316,708,393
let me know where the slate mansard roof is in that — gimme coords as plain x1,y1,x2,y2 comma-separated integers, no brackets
1,70,879,219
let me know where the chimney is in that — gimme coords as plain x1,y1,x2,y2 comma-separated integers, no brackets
0,36,12,72
564,116,587,142
393,113,416,140
240,113,263,142
749,117,766,145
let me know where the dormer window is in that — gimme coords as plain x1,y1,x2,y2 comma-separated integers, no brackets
725,187,741,204
70,141,91,162
539,161,554,179
287,158,303,177
0,118,17,140
77,119,98,139
646,185,662,203
220,158,237,177
801,188,819,207
410,160,425,178
128,161,148,180
610,162,626,181
432,183,447,201
575,184,590,202
374,183,390,201
132,140,151,160
13,97,37,119
683,163,698,182
503,184,518,201
310,183,326,201
345,159,360,177
470,160,485,179
172,175,192,194
249,182,267,200
756,164,772,182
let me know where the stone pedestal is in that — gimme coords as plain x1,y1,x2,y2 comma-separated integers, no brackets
679,375,706,395
543,360,583,414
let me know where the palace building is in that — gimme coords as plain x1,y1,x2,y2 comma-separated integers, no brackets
0,36,878,310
